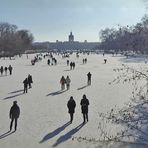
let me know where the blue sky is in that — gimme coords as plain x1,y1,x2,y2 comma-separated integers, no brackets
0,0,147,42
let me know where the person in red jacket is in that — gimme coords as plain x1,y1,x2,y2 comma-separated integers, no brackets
60,76,66,90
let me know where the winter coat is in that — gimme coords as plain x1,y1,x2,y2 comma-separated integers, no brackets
87,73,91,80
72,62,75,67
23,78,28,87
70,62,73,67
80,98,89,114
9,104,20,119
8,65,12,71
67,99,76,113
28,75,33,83
47,59,50,64
4,67,7,71
60,77,66,85
66,77,71,85
0,66,3,73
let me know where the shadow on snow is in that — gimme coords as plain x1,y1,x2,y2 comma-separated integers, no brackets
0,131,15,139
39,122,71,143
46,90,67,96
9,89,24,94
52,123,85,147
77,85,88,90
0,75,9,78
3,92,24,100
119,57,148,63
64,69,72,72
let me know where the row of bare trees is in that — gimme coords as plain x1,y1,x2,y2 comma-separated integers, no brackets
0,22,34,57
99,14,148,54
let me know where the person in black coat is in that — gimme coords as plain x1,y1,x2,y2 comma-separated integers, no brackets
28,74,33,88
80,94,89,123
84,58,87,64
23,78,28,93
4,67,8,75
104,59,107,64
47,59,50,65
0,66,4,75
67,60,69,66
87,72,92,85
72,62,75,70
67,96,76,123
9,101,20,131
70,62,73,70
8,65,13,75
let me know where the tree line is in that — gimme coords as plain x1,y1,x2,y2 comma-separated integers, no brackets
0,22,34,57
99,14,148,54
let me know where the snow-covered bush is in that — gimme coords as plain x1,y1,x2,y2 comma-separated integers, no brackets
98,64,148,145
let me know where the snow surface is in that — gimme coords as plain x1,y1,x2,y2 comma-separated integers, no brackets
0,53,148,148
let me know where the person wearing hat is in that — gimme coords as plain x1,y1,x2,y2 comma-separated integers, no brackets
9,101,20,131
67,96,76,123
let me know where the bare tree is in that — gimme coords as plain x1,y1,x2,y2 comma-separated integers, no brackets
15,29,34,54
98,64,148,145
0,22,34,58
99,15,148,54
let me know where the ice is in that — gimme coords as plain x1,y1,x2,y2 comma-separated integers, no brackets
0,53,147,148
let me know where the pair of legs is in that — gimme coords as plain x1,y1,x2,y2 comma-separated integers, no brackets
69,113,74,123
87,80,91,85
61,84,65,90
10,117,18,131
10,71,12,75
28,83,32,88
66,84,70,90
83,113,88,123
24,86,28,93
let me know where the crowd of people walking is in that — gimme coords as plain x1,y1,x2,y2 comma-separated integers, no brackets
83,58,87,64
60,75,71,90
70,62,75,70
67,94,89,124
0,65,13,75
23,74,33,93
3,52,93,132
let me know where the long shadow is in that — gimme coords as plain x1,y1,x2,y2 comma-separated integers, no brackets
9,89,24,94
119,57,148,63
128,119,148,148
39,122,71,143
0,75,8,77
46,90,67,96
77,85,88,90
114,97,148,147
3,92,24,100
0,131,15,139
25,64,34,66
64,69,71,72
52,123,85,147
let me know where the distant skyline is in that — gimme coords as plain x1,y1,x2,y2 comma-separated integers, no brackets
0,0,147,42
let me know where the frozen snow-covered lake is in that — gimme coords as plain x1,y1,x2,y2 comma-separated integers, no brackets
0,53,147,148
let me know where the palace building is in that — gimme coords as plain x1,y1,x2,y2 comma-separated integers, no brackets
33,32,99,50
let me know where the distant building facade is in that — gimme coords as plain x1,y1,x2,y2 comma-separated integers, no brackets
33,32,99,50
